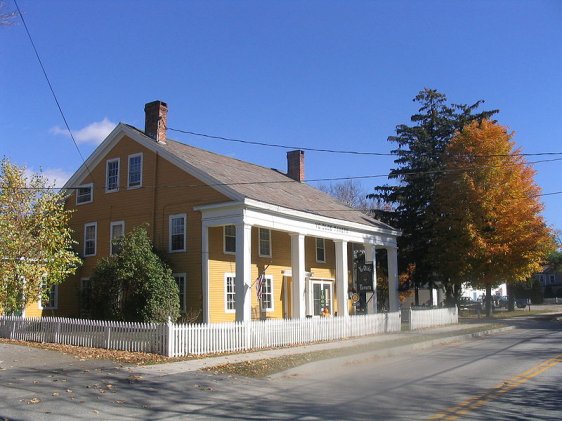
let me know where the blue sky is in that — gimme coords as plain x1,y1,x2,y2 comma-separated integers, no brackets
2,0,562,231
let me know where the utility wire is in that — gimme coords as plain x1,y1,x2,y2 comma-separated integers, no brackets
169,126,562,159
9,156,562,194
14,0,93,180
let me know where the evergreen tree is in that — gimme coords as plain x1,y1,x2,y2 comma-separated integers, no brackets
90,225,180,323
369,89,497,301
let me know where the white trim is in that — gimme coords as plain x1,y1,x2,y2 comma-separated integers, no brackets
195,198,401,238
258,228,272,258
224,272,236,313
260,275,274,312
316,238,326,263
223,225,236,255
110,221,125,256
173,273,187,313
105,157,120,193
127,152,143,189
169,213,187,253
196,201,399,248
310,279,333,317
76,183,93,205
83,222,97,257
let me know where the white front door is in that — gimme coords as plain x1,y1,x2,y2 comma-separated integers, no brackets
311,280,333,316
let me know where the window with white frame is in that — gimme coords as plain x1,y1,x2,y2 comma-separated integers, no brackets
76,183,93,205
84,222,97,256
169,214,186,252
225,274,236,312
539,274,546,285
224,225,236,254
316,238,326,263
128,153,143,189
110,221,125,255
40,284,58,309
549,274,556,284
259,275,274,312
174,273,186,313
106,158,120,192
312,280,332,316
259,228,271,257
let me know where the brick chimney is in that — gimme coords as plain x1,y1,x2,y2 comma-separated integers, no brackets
144,100,168,144
287,150,305,182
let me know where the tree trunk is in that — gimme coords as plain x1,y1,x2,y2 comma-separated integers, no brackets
485,284,492,317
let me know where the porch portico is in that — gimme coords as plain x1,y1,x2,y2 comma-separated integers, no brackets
196,199,400,323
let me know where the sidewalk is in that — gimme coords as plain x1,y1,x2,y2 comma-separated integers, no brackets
134,322,513,377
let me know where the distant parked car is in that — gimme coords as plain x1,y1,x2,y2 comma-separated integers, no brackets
497,296,509,308
459,297,482,312
515,298,529,308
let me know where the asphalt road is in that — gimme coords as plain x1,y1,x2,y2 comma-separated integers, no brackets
1,315,560,420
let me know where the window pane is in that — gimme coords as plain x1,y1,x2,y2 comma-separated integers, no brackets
226,276,236,310
316,238,325,262
85,224,96,256
128,155,141,187
77,186,92,203
224,225,236,253
170,216,185,251
259,229,271,256
107,160,119,191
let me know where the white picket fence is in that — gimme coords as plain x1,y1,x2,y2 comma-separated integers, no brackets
0,316,165,354
167,312,401,357
0,313,401,357
408,307,458,330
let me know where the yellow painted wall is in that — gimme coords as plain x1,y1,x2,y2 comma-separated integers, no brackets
58,135,229,319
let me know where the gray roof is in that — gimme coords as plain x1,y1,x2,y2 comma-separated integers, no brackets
130,126,394,231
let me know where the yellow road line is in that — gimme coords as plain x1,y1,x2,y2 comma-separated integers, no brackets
428,353,562,420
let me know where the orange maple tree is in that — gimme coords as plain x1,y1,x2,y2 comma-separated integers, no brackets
432,119,555,316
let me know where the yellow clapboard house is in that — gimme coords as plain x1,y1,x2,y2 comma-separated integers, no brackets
34,101,400,322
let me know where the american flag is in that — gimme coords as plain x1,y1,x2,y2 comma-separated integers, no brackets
256,273,265,300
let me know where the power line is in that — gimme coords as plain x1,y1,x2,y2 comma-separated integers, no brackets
13,0,93,179
7,156,562,190
169,126,562,159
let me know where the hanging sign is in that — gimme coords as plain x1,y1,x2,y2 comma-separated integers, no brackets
356,263,374,292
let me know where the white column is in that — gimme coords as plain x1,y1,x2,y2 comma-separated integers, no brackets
387,246,399,312
235,223,252,322
290,233,306,318
365,244,377,314
201,222,210,323
335,240,349,317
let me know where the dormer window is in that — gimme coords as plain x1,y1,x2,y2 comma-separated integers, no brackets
76,183,93,205
106,158,120,192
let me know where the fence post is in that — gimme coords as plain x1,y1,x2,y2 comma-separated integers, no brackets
409,308,413,331
166,317,174,357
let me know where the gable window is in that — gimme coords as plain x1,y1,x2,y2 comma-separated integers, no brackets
169,214,186,252
110,221,125,255
84,222,97,256
224,225,236,254
76,183,93,205
40,284,58,310
174,273,186,313
128,153,143,189
259,275,274,312
225,274,236,312
259,228,271,257
106,158,120,192
316,238,326,263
